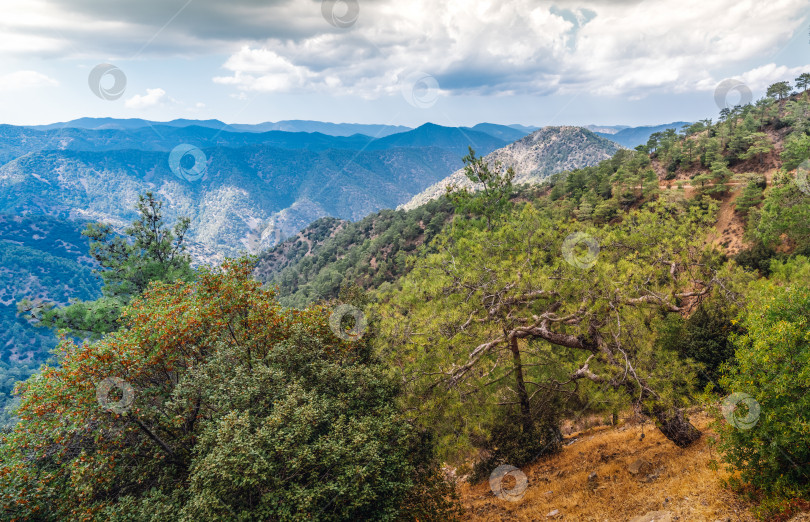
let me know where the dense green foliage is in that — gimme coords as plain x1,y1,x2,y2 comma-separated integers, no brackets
377,194,732,460
734,178,766,219
747,174,810,255
658,297,743,387
716,257,810,501
0,259,459,520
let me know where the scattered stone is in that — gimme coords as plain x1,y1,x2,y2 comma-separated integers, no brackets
588,471,598,483
629,511,673,522
544,490,553,496
628,458,652,475
642,472,659,483
547,509,560,518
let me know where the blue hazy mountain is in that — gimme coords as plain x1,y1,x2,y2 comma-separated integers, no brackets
461,123,536,142
27,118,412,138
26,118,537,141
0,122,515,164
595,122,692,148
0,123,510,261
365,123,507,154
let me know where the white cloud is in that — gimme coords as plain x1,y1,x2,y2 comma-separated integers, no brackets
124,88,166,109
0,70,58,91
212,0,810,99
737,63,810,92
2,0,809,100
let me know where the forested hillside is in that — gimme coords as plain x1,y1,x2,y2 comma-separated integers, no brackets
3,86,810,520
254,197,458,308
0,215,101,423
250,87,810,519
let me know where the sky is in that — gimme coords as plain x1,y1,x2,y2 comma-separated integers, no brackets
1,0,809,128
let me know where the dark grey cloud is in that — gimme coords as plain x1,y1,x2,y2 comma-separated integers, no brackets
8,0,337,57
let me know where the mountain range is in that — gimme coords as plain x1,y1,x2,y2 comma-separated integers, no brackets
26,118,541,140
0,118,626,368
28,118,412,138
0,115,695,424
0,122,516,261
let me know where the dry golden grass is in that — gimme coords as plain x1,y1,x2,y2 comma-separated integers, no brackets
458,412,759,521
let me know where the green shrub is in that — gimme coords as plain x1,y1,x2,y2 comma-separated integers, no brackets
780,131,810,171
716,258,810,500
659,298,740,387
734,242,778,276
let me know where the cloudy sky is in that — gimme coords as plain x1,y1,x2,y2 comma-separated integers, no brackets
1,0,809,127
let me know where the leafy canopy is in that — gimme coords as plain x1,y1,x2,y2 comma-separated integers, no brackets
1,258,458,521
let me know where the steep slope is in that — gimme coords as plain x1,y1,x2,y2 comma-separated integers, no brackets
255,197,458,308
0,214,102,415
401,126,621,209
459,411,759,521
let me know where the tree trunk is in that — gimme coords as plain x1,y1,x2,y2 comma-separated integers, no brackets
625,377,703,448
510,336,532,432
644,403,702,448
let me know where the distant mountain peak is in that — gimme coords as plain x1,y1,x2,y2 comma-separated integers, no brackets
401,125,621,210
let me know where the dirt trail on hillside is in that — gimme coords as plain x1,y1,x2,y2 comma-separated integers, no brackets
705,183,750,256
